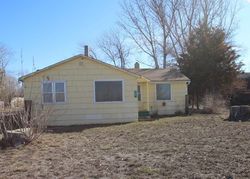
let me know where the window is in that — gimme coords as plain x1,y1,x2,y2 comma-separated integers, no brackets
95,81,123,102
55,82,65,102
42,81,66,103
43,82,53,103
137,85,141,101
156,84,171,100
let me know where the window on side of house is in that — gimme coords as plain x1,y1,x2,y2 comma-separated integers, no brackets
137,85,141,101
55,82,66,102
95,81,123,102
42,81,66,104
43,82,53,103
156,83,171,100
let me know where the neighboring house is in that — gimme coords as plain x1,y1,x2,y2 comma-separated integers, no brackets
19,53,189,126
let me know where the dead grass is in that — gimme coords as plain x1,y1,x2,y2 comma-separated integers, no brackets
1,114,250,178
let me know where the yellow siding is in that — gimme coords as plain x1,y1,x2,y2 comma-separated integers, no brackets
139,81,188,115
23,56,138,126
138,82,149,111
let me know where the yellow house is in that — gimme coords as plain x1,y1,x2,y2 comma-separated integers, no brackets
19,54,190,126
128,66,190,116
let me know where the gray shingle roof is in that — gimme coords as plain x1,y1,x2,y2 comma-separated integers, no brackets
127,68,189,82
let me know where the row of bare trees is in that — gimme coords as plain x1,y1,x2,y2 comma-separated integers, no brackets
95,0,238,69
0,44,11,73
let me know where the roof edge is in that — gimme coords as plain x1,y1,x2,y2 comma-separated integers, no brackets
19,54,142,81
19,55,82,81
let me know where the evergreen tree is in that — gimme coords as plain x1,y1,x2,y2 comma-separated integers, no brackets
177,23,243,108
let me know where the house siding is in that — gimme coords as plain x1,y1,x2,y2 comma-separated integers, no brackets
23,56,138,126
139,81,188,115
138,82,148,111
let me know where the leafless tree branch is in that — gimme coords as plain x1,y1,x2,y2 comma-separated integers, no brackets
98,30,130,69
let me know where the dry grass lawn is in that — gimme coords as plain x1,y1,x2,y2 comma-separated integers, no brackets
1,114,250,178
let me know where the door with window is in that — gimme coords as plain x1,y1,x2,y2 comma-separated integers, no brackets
155,83,171,114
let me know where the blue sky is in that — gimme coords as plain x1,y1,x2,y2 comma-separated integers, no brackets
1,0,250,77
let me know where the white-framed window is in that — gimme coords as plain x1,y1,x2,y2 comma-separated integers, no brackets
94,80,123,102
42,81,66,104
156,83,171,100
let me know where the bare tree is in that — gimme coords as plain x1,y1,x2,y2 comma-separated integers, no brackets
0,44,11,85
147,0,179,68
119,0,160,68
170,0,239,57
98,30,130,69
0,75,21,105
89,47,98,59
118,0,239,67
118,0,186,68
0,44,11,70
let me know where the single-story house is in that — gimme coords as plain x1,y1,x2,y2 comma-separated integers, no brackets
19,53,190,126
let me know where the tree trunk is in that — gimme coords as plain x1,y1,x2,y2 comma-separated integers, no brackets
196,93,200,110
154,56,160,69
163,54,167,68
191,95,194,110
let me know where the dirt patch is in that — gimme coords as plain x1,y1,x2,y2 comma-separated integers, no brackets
0,114,250,178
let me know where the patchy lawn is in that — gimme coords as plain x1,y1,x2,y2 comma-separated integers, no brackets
1,114,250,178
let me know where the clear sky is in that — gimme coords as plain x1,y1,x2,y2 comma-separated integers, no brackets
1,0,250,77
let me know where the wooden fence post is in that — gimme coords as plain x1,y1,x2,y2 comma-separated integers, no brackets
24,100,32,121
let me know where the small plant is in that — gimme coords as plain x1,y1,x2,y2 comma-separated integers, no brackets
174,110,184,116
150,111,159,119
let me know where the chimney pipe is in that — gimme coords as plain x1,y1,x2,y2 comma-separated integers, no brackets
134,62,140,69
84,45,89,57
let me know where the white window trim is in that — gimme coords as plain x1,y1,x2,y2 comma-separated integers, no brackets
93,79,125,103
155,82,172,101
137,85,141,101
41,80,67,104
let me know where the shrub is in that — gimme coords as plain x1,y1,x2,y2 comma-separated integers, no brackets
0,104,53,149
174,110,184,116
201,94,228,114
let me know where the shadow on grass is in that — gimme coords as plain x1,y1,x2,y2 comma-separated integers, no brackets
47,114,192,133
46,122,131,133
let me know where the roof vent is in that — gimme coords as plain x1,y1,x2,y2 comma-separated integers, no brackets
134,62,140,69
84,45,89,57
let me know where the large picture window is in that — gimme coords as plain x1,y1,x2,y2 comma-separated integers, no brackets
156,83,171,100
95,81,123,102
42,81,66,103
